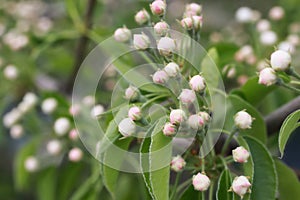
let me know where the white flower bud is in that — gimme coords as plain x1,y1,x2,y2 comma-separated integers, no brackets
82,95,95,107
133,33,150,50
185,3,202,15
189,75,206,92
199,111,211,123
188,114,204,130
41,98,57,114
4,65,18,80
181,17,193,30
192,172,211,191
91,104,104,118
231,176,251,198
170,109,186,124
235,7,254,23
128,106,142,121
287,34,300,46
232,146,250,163
69,129,79,141
24,156,39,172
269,6,284,21
256,19,270,32
234,110,253,129
3,109,22,128
260,31,277,46
135,9,150,25
270,50,291,71
69,104,81,116
154,21,169,36
118,118,136,137
178,89,196,104
125,86,138,101
258,68,277,86
157,37,176,56
278,41,295,54
164,62,180,77
23,92,38,107
152,70,169,84
10,124,24,139
54,117,71,136
171,155,186,172
192,15,203,30
47,139,62,155
163,122,177,136
150,0,166,16
68,147,83,162
114,27,131,43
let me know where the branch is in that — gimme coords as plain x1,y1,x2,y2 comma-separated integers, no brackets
265,96,300,135
64,0,97,94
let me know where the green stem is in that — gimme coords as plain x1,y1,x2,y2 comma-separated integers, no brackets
170,171,183,200
287,67,300,81
209,181,214,200
221,128,237,155
141,95,167,109
279,81,300,94
290,80,300,85
176,178,192,194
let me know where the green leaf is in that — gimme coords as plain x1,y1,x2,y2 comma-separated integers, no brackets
202,48,219,89
278,109,300,158
217,170,233,200
274,159,300,200
37,168,57,200
244,136,277,200
180,184,201,200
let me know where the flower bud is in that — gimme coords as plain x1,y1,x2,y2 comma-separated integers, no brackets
150,0,166,16
118,118,136,137
47,139,62,155
133,33,150,50
185,3,202,15
125,86,138,101
199,111,211,123
235,7,254,23
91,104,104,118
270,50,291,71
128,106,142,121
164,62,179,77
258,67,277,86
154,21,169,36
232,146,250,163
69,104,81,116
68,147,83,162
69,128,79,141
188,114,204,130
170,109,186,124
231,176,251,198
4,65,18,80
171,155,186,172
135,9,150,25
181,17,193,30
256,19,270,32
278,41,295,54
114,27,131,43
82,95,95,107
54,117,71,136
152,70,169,84
192,15,203,30
10,124,24,139
157,37,176,56
234,110,253,129
192,172,211,191
269,6,284,21
178,89,196,104
189,75,206,92
260,31,277,46
163,122,177,136
41,98,57,114
24,156,39,172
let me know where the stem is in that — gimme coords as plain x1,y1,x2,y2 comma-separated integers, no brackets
176,178,192,194
141,95,167,109
209,181,214,200
290,80,300,85
221,128,237,155
287,67,300,81
170,172,183,200
279,81,300,94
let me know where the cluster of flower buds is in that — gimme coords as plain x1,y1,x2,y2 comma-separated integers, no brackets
118,105,142,137
181,3,203,31
152,62,180,84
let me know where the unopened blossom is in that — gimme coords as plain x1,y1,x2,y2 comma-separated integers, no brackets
128,106,142,121
69,104,81,116
234,110,253,129
234,45,253,62
231,176,251,198
199,111,211,123
192,173,211,191
135,9,150,25
152,70,169,84
260,31,277,46
269,6,285,20
192,16,203,30
170,109,186,124
256,19,271,32
232,146,250,163
3,31,29,50
69,129,79,141
3,109,22,128
163,122,177,136
178,89,196,104
164,62,179,77
24,156,39,172
258,68,277,86
189,75,206,92
185,3,202,15
125,86,138,101
287,34,300,46
54,117,71,136
171,155,186,172
47,140,62,155
10,124,24,139
150,0,166,16
157,37,176,56
278,41,295,54
41,98,57,114
270,50,291,71
118,118,136,137
133,33,150,50
4,65,18,80
181,17,193,30
154,21,169,36
91,104,105,118
235,7,254,23
188,114,204,130
82,95,95,107
114,27,131,43
68,147,83,162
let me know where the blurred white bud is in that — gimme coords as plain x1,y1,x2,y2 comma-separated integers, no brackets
287,34,300,46
157,37,176,56
41,98,57,114
135,9,150,25
3,65,18,80
69,104,81,116
3,30,29,51
125,86,138,101
178,89,196,104
36,17,53,35
185,3,202,16
10,124,24,139
270,50,292,71
269,6,285,20
128,106,142,121
278,41,295,54
188,114,204,130
170,109,186,124
82,95,95,107
3,109,22,128
164,62,180,77
258,68,277,86
181,17,193,30
256,19,271,32
24,156,39,172
260,31,277,46
152,70,169,84
114,27,131,43
118,118,136,137
133,33,150,50
69,129,79,141
91,104,105,118
189,75,206,92
54,117,71,136
154,21,169,36
68,147,83,162
47,140,62,155
235,7,254,23
150,0,166,16
192,15,203,30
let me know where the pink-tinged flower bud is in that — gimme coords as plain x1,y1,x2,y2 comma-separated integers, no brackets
91,104,105,118
270,50,291,71
163,122,177,136
258,68,277,86
181,17,193,30
189,75,206,92
47,139,62,155
260,31,277,46
192,15,203,30
235,7,254,23
256,19,270,32
164,62,180,77
232,146,250,163
41,98,57,114
68,147,83,162
231,176,251,198
199,111,211,123
287,34,300,46
269,6,284,21
135,9,150,25
185,3,202,15
152,70,169,84
118,118,136,137
188,114,204,130
24,156,39,172
178,89,196,104
125,86,138,101
69,129,79,141
171,155,186,172
54,117,71,136
128,106,142,121
133,33,150,50
234,110,253,129
150,0,166,16
157,37,176,57
10,124,24,139
69,104,81,116
114,27,131,43
4,65,18,80
154,21,169,36
82,95,95,107
192,172,211,191
170,109,186,124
